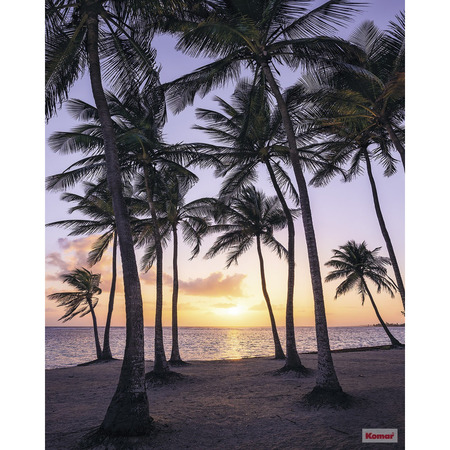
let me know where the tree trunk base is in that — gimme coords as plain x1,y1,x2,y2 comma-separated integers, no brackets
390,342,404,348
145,369,184,387
79,422,165,449
100,349,114,360
274,364,312,377
303,385,353,409
99,391,153,436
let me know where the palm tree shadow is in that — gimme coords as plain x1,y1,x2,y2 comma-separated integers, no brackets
272,365,315,378
168,360,191,367
302,387,359,409
145,370,185,387
77,358,120,367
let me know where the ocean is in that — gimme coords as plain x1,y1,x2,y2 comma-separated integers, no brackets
45,326,405,369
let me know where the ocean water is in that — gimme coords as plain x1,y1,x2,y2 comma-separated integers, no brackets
45,326,404,370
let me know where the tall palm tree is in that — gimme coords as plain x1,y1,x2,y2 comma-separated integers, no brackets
307,129,405,311
164,0,365,398
193,79,317,370
46,181,144,360
205,186,296,361
101,90,203,375
137,176,210,365
47,90,206,376
291,17,405,309
48,268,103,359
45,0,162,433
293,19,405,308
325,240,403,347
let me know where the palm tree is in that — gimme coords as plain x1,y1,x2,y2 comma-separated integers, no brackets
137,176,210,365
46,0,161,433
101,90,204,376
193,79,316,370
325,240,403,347
291,17,405,309
205,186,296,361
47,90,206,376
307,130,405,311
308,14,405,168
164,0,365,398
46,181,143,360
48,268,103,359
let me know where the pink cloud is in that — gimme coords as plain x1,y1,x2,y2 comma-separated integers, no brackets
179,272,246,298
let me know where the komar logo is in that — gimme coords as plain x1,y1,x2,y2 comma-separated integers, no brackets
362,429,398,443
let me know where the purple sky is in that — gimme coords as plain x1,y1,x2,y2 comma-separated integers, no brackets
44,0,407,328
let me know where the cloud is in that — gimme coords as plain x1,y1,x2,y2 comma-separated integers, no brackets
140,268,173,286
178,302,201,311
211,302,237,309
179,272,246,298
45,252,70,272
248,301,284,311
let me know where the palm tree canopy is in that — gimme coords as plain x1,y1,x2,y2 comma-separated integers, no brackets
47,267,102,322
46,89,209,193
45,0,162,120
46,180,145,265
324,240,397,304
193,78,331,204
163,0,365,113
293,13,405,181
206,185,297,268
134,174,211,271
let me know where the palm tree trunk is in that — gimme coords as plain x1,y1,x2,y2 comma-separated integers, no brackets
143,165,169,374
265,160,304,368
101,231,117,360
382,120,405,169
86,11,152,435
362,280,402,347
87,296,102,359
169,223,183,364
261,61,341,391
255,235,285,359
364,148,405,309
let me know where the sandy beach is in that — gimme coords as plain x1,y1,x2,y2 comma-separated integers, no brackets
46,348,404,449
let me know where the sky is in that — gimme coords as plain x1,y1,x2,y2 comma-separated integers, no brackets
44,0,407,329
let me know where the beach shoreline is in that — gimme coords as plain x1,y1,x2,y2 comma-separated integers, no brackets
46,347,404,449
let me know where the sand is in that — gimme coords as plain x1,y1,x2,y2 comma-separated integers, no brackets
46,348,404,449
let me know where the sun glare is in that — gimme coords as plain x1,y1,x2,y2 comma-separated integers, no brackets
227,306,244,316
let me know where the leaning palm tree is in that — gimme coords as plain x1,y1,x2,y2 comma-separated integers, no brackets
325,240,403,347
48,268,103,359
205,186,295,361
163,0,365,400
193,79,317,370
46,181,144,360
293,16,405,309
46,0,161,433
307,127,405,312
